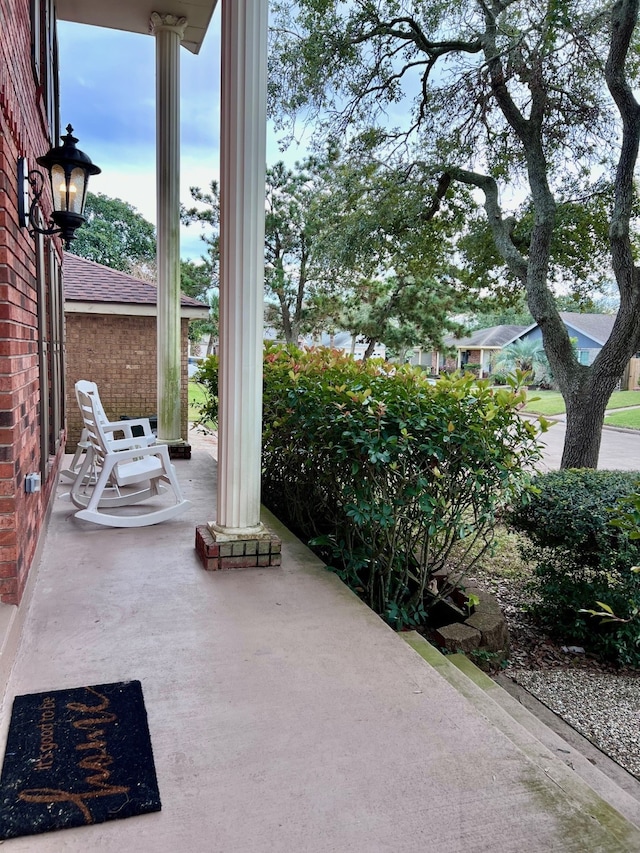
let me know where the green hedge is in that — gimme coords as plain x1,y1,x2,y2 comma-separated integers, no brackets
259,345,543,628
508,470,640,665
195,346,544,628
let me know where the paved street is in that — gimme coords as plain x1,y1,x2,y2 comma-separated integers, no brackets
538,418,640,472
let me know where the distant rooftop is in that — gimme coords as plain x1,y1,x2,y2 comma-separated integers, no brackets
63,252,208,311
446,314,618,349
558,312,616,345
444,324,528,349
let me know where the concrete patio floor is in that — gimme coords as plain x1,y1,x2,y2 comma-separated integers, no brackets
0,429,640,851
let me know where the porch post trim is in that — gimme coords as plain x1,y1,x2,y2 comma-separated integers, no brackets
151,11,186,444
214,0,268,533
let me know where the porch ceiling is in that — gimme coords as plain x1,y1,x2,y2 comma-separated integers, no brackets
56,0,218,54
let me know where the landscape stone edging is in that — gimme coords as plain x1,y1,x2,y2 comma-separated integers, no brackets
433,587,509,655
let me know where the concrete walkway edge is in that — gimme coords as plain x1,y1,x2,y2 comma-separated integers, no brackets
404,632,640,847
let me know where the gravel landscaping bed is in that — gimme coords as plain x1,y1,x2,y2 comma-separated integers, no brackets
510,668,640,778
466,540,640,780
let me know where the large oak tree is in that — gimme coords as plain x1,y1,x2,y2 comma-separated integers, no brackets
270,0,640,467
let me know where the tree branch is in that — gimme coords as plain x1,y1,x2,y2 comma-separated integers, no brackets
481,3,529,138
350,15,482,59
605,0,640,300
433,168,529,283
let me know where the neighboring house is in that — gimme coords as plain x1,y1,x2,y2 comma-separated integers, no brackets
63,253,209,451
517,312,616,367
434,313,640,388
224,326,388,360
518,312,640,390
301,331,387,360
431,325,529,377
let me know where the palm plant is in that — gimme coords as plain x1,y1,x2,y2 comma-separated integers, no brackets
495,339,550,384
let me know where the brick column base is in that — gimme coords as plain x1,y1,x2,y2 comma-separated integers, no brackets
168,443,191,459
195,525,282,571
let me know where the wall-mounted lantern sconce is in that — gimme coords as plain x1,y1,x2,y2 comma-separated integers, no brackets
18,124,101,248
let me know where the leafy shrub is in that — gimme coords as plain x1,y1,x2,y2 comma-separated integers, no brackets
508,469,640,665
260,344,543,628
489,372,508,386
192,354,219,427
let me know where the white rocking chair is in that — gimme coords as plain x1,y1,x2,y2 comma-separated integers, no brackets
69,383,191,528
61,380,156,483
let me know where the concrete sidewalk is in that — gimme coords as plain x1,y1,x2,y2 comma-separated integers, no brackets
0,431,639,851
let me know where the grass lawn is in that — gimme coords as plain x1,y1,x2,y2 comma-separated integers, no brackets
603,408,640,429
188,381,209,423
523,389,640,416
522,391,565,415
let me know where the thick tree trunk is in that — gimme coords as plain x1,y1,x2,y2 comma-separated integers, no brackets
561,389,610,469
555,346,637,468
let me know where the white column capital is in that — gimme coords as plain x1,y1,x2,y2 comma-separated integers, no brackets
150,12,188,38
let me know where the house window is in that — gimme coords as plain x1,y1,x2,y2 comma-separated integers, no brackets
577,350,590,366
31,0,59,141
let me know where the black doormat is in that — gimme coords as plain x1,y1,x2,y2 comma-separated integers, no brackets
0,680,161,840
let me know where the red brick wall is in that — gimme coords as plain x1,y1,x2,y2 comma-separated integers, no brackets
0,0,64,603
65,312,191,450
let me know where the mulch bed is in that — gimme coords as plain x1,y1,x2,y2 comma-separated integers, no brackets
467,570,639,676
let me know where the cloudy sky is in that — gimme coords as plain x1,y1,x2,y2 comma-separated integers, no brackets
58,16,301,261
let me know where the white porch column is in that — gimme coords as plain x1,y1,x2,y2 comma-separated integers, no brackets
151,12,186,444
212,0,268,534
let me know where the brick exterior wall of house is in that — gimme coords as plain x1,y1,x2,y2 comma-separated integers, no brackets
65,313,191,451
0,0,65,603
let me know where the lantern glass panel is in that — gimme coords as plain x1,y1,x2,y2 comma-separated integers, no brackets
50,165,86,214
68,168,86,214
50,163,66,211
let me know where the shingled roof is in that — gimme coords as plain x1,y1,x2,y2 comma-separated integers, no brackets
557,312,617,345
446,314,619,351
444,324,529,349
63,252,209,312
